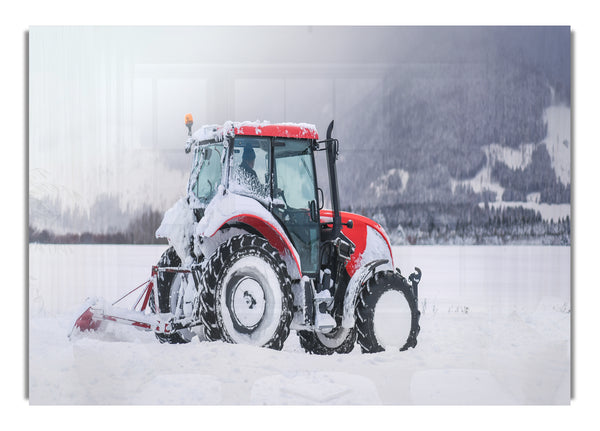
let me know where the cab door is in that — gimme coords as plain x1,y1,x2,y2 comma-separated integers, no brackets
272,139,320,276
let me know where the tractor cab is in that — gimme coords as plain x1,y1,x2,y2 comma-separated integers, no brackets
186,120,347,283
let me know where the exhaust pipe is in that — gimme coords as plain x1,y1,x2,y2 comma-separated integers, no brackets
325,120,342,237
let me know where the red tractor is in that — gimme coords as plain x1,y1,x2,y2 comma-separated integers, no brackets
72,118,421,354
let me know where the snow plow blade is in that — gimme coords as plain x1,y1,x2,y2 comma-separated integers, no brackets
68,301,169,339
71,303,102,333
68,266,186,340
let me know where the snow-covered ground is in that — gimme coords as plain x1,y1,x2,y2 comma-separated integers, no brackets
28,244,570,405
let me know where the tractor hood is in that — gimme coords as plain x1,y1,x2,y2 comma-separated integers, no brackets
320,209,394,277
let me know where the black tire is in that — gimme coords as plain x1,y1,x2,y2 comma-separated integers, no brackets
356,270,420,353
199,234,293,350
298,326,356,355
149,247,194,344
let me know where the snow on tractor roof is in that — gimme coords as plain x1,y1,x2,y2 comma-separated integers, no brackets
232,121,319,140
190,121,319,145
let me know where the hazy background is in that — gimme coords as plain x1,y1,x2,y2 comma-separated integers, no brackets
28,26,571,244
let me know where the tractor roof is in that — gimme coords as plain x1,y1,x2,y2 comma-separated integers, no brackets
234,122,319,140
190,121,319,145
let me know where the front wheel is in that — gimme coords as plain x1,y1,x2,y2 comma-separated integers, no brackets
199,234,293,350
298,326,356,355
356,271,420,353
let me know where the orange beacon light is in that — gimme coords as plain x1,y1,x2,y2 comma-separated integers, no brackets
185,113,194,135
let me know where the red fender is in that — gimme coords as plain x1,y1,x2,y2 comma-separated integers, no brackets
211,213,302,278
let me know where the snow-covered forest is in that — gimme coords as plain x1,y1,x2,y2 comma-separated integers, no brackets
334,36,570,245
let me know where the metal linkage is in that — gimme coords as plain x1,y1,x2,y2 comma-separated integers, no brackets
408,267,422,302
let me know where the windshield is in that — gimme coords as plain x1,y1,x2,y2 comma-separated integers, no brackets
188,144,222,205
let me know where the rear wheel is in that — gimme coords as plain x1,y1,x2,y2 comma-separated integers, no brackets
356,271,420,353
199,234,293,350
149,247,194,344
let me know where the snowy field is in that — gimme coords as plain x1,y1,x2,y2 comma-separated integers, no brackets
28,244,570,405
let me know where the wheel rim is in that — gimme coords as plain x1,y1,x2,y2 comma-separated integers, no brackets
229,276,266,331
316,326,352,349
372,290,412,350
220,255,283,345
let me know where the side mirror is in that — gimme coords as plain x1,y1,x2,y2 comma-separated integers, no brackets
317,188,324,210
309,200,318,223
